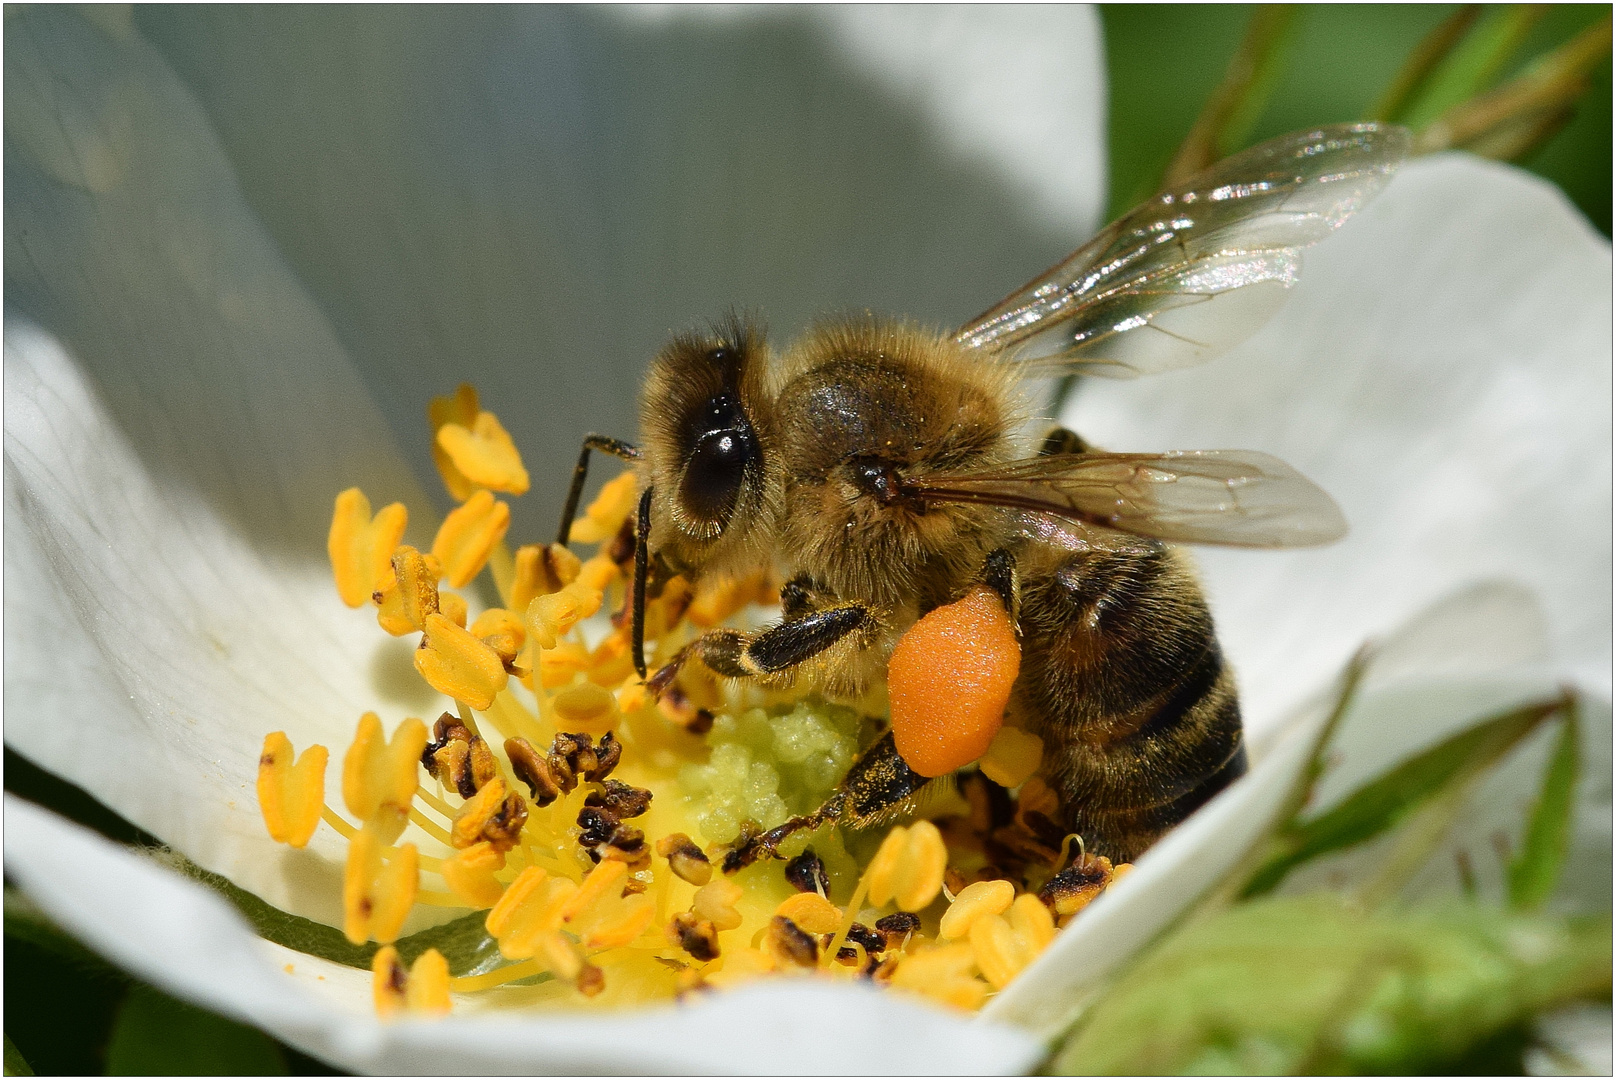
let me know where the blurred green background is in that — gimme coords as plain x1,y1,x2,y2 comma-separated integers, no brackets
4,5,1609,1076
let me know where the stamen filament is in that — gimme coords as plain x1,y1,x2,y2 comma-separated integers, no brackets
823,868,874,968
409,808,455,847
415,888,470,908
489,539,516,609
415,785,456,820
449,958,544,993
321,806,358,840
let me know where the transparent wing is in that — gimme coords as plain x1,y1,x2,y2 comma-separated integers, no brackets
911,450,1348,548
956,123,1411,377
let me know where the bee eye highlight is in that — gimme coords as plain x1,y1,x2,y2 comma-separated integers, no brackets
678,393,758,531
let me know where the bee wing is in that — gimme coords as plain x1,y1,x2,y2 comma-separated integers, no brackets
912,450,1348,548
955,124,1411,378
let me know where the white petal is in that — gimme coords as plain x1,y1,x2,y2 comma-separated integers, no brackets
4,796,1043,1074
4,7,441,926
1062,154,1613,734
132,5,1108,536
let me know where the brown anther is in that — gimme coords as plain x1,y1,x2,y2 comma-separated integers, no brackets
874,911,921,950
482,793,529,852
1038,855,1114,916
784,849,829,895
667,912,721,962
606,514,636,567
656,833,713,887
763,916,819,969
584,778,653,819
430,739,475,798
869,956,900,985
602,826,651,873
505,737,563,806
834,923,885,966
548,731,622,790
576,963,606,998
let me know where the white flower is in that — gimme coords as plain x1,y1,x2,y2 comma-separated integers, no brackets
4,5,1609,1073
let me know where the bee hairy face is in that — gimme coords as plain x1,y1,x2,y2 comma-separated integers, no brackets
639,321,781,578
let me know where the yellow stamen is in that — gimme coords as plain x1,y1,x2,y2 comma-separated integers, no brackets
414,889,470,908
551,682,618,734
344,826,418,945
865,821,947,912
415,613,509,710
537,641,591,690
321,805,358,840
575,553,619,593
257,733,326,848
526,583,601,651
408,807,455,848
372,946,452,1018
470,607,525,669
567,470,638,544
978,727,1044,788
373,545,441,636
510,542,582,616
891,943,986,1010
692,879,744,932
450,776,526,851
775,891,842,935
427,383,481,502
328,488,407,607
705,948,776,990
438,591,468,629
937,879,1015,940
485,866,578,960
449,958,543,993
415,784,456,820
342,713,427,836
436,409,530,496
440,841,507,909
561,859,629,924
432,490,511,589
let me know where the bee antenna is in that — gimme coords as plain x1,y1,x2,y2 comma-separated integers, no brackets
632,486,654,680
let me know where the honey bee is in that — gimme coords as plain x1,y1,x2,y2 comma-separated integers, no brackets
558,124,1411,867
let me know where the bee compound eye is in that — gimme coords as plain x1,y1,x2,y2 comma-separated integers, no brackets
678,425,756,529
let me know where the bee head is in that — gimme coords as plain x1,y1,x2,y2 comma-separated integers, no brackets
639,318,780,577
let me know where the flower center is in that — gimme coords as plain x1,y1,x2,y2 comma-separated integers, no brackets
256,383,1127,1019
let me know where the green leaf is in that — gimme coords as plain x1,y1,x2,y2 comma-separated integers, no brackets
4,1035,35,1077
1508,702,1581,912
1242,694,1568,898
1049,895,1612,1075
105,986,286,1076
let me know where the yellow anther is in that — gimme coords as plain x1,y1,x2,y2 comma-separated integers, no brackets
575,554,619,593
372,946,451,1019
616,677,650,715
485,866,577,960
866,821,947,912
451,775,507,848
439,841,507,909
372,545,440,636
567,470,638,544
257,733,327,848
470,608,525,668
970,898,1056,992
431,490,511,590
978,727,1044,789
525,583,598,651
536,640,590,689
938,878,1015,940
438,591,468,629
890,943,986,1011
551,682,619,735
775,891,842,935
579,893,656,950
705,948,776,990
415,613,509,710
561,859,628,923
1111,862,1135,885
344,827,418,944
427,384,481,502
686,568,774,629
1008,892,1056,953
329,488,408,607
692,879,744,932
436,409,530,496
342,713,426,840
587,630,637,689
510,543,581,615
